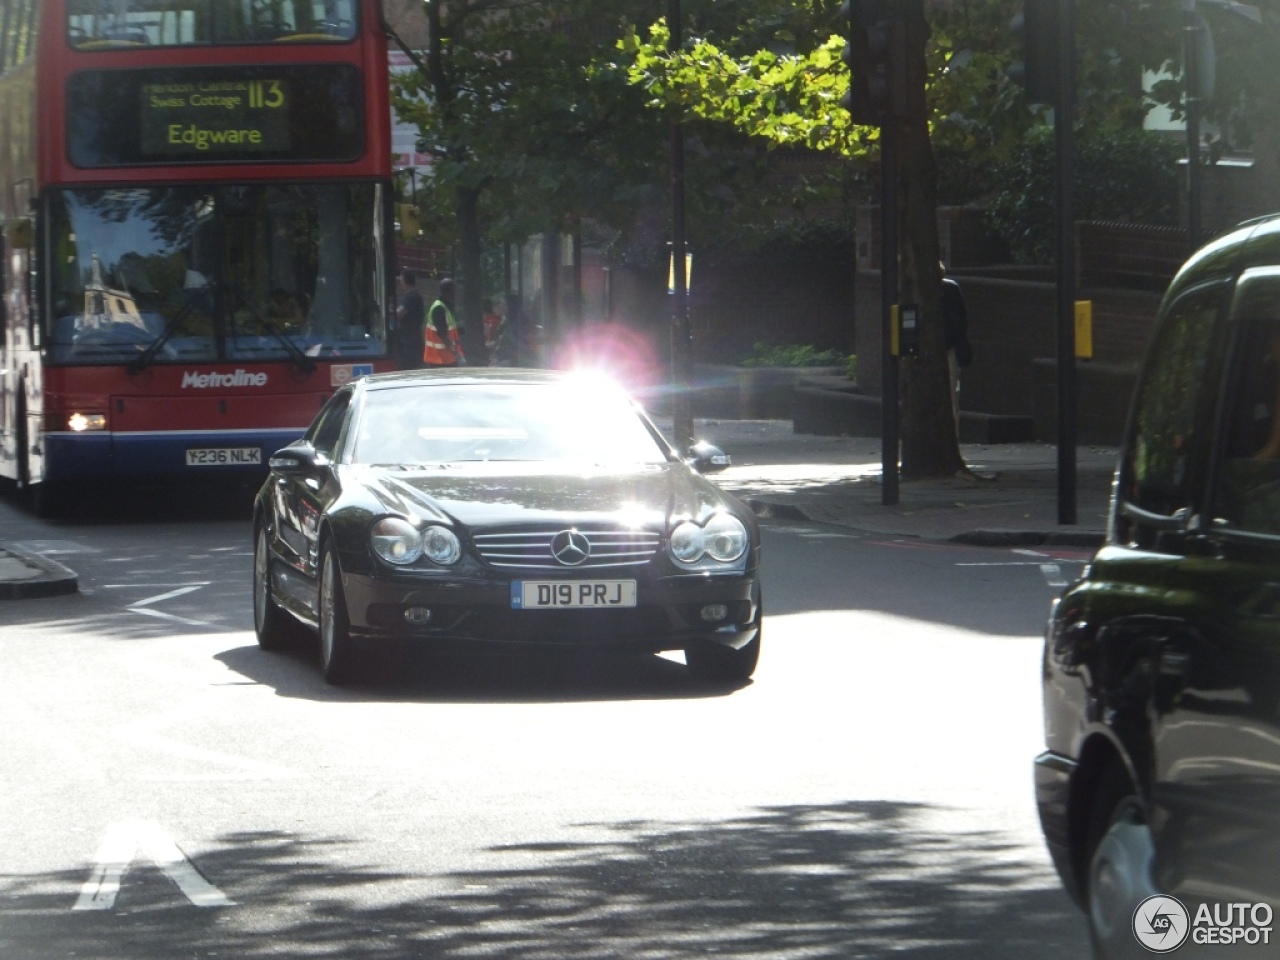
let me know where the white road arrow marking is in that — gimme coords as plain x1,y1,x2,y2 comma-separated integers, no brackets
125,584,212,626
74,820,233,910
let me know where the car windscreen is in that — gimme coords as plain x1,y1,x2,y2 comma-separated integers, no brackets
351,383,671,467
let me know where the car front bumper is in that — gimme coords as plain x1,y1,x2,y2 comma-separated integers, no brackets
339,569,762,652
1034,750,1082,906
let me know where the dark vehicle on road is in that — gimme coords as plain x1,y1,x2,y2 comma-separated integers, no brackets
1037,216,1280,958
252,369,761,686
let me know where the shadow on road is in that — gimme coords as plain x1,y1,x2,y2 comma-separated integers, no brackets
216,640,744,704
0,479,257,526
0,800,1086,959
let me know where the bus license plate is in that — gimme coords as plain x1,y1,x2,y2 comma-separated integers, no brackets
185,447,262,466
512,580,637,609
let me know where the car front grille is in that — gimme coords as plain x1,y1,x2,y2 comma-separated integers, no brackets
471,526,662,571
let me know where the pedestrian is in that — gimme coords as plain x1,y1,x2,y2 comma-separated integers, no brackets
941,262,973,438
482,298,503,353
423,277,466,367
394,269,426,369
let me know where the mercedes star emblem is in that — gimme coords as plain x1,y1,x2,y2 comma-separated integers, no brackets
550,530,591,566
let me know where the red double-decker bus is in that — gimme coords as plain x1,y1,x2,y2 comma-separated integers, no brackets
0,0,396,513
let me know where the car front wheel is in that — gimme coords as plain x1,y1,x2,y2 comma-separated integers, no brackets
318,543,356,685
1086,765,1159,960
685,629,760,685
253,525,293,651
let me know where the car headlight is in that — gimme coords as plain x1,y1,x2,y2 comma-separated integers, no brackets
371,517,423,565
422,525,462,566
670,521,706,562
670,513,748,565
703,513,748,562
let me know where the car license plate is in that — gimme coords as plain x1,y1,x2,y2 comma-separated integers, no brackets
512,580,637,609
185,447,262,466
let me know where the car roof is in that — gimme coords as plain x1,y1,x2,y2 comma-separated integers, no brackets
1164,212,1280,305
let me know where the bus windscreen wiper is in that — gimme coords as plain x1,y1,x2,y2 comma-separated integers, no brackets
226,283,316,374
127,294,201,375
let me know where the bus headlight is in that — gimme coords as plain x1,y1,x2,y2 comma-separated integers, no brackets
68,412,107,432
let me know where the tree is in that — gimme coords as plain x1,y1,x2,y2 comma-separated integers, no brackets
620,0,965,476
615,0,1212,477
389,1,667,356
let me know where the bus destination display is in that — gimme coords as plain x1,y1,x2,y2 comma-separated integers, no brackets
141,79,290,156
67,65,363,167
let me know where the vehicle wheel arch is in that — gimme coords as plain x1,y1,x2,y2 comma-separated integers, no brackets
1068,732,1144,899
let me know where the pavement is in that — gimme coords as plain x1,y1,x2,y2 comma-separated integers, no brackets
0,419,1117,599
681,419,1116,547
0,541,80,600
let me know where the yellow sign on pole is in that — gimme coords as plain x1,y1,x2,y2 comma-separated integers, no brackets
1074,300,1093,359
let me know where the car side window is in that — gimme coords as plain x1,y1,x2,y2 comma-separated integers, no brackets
1122,286,1223,521
309,391,352,458
1212,315,1280,535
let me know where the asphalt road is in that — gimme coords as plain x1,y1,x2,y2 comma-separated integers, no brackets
0,488,1093,959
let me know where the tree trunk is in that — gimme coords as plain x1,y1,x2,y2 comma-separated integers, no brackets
454,184,488,365
898,1,965,479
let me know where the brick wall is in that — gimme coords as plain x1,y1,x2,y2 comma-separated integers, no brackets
1077,222,1188,293
855,271,1160,442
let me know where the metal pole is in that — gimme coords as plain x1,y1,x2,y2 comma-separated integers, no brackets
667,0,694,451
881,118,899,506
1183,1,1202,249
1055,0,1077,525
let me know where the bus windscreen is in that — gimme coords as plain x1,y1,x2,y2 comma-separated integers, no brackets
67,65,364,166
46,183,388,366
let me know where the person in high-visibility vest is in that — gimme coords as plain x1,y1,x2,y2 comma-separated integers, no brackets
423,278,466,367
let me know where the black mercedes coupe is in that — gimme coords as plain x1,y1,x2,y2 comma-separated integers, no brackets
252,369,762,685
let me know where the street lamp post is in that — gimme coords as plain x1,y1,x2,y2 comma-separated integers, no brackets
1183,0,1204,250
668,0,694,452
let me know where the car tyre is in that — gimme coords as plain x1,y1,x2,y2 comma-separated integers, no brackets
318,543,357,685
253,525,293,651
1085,764,1158,960
685,629,760,685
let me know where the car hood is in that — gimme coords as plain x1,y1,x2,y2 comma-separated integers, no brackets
346,461,734,529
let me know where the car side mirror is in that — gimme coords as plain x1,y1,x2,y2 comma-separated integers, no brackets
269,442,329,475
686,440,731,474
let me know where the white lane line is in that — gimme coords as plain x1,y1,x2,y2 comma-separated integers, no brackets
131,585,208,607
1013,548,1050,558
957,561,1051,566
1041,563,1068,587
127,606,214,627
117,728,302,780
75,820,233,910
116,698,302,781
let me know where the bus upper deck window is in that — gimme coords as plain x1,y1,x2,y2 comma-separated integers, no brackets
67,1,358,48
